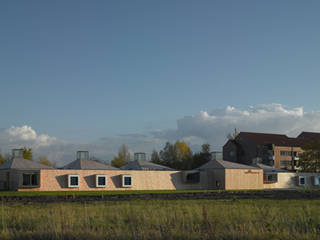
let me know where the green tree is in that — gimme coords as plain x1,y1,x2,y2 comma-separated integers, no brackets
159,141,193,170
298,140,320,172
23,147,33,161
0,153,6,166
151,150,160,164
111,144,131,168
39,156,52,167
191,144,212,169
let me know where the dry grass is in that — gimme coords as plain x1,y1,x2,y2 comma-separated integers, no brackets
0,199,319,240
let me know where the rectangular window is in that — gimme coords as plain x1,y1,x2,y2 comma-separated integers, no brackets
314,176,320,186
96,175,107,187
280,151,292,156
265,173,278,183
122,175,132,187
68,175,80,188
22,173,39,187
280,160,291,167
299,176,306,186
186,172,200,183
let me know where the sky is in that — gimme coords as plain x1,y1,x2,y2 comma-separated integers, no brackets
1,1,320,165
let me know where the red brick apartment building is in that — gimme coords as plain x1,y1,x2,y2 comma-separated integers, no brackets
223,132,320,170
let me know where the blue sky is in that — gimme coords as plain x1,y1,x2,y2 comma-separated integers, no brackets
1,1,320,163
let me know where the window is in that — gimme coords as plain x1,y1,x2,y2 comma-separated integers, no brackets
313,176,320,186
96,175,107,187
280,151,292,156
22,173,39,187
265,173,278,183
122,175,132,187
68,175,80,187
298,176,306,186
280,160,291,167
186,172,200,183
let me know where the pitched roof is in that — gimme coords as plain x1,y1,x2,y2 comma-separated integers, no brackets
62,159,118,170
120,160,175,170
297,132,320,142
197,159,259,170
0,158,53,170
239,132,305,147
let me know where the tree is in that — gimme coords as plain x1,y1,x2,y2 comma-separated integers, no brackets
227,128,239,140
159,141,193,170
298,140,320,172
0,153,6,166
175,141,193,170
111,144,131,168
191,144,212,169
151,150,160,164
39,156,52,167
23,147,33,161
201,143,211,154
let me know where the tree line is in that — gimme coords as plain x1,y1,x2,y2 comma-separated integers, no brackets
111,141,212,170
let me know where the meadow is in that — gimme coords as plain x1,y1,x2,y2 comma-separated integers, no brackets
0,199,319,240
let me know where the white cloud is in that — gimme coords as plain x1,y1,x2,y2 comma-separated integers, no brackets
4,125,57,146
152,103,320,150
1,104,320,166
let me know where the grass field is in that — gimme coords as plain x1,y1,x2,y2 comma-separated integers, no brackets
0,199,319,240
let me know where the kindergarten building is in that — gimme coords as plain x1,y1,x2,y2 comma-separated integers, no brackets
0,131,320,192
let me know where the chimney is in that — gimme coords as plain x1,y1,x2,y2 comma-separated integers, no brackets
12,149,24,159
77,151,89,160
134,152,146,161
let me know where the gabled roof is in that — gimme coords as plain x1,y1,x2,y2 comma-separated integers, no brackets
297,132,320,142
63,159,118,170
239,132,290,146
197,159,259,170
239,132,305,147
120,160,175,170
0,158,53,170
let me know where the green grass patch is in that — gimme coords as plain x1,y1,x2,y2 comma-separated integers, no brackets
0,199,319,239
0,189,253,197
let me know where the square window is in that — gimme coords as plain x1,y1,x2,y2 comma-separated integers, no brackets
68,175,80,187
96,175,107,187
122,175,132,187
22,173,39,187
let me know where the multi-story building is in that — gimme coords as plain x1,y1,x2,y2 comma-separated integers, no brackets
223,131,320,170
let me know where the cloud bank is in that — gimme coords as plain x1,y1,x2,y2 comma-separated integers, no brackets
1,104,320,166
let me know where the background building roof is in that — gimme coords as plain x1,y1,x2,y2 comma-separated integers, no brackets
239,132,306,147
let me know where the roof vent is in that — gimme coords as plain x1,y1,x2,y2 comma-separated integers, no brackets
134,152,146,161
77,151,89,160
12,149,24,159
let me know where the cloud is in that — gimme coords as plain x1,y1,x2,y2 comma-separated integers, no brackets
1,104,320,166
152,103,320,150
4,125,57,146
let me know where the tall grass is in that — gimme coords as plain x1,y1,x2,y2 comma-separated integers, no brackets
0,199,319,239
